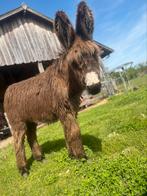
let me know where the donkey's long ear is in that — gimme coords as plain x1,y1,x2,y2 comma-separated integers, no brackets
54,11,75,50
76,1,94,40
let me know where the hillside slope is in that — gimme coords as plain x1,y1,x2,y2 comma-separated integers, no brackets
0,87,147,195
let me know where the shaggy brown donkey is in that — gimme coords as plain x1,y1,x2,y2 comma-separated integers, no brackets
4,1,101,176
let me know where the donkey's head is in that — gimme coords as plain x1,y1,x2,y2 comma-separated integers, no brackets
55,1,101,95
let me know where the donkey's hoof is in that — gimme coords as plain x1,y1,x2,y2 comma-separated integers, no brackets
78,154,88,161
80,156,88,162
35,155,45,162
70,153,88,160
22,172,29,178
19,167,29,177
41,158,47,163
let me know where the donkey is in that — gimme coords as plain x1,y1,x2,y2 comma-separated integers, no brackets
4,1,101,176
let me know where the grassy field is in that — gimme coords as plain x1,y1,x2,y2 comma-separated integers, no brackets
115,73,147,92
0,78,147,195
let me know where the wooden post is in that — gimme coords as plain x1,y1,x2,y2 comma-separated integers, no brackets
119,71,127,92
37,62,44,73
99,57,115,96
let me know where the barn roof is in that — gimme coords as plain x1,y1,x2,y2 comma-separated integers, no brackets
0,4,53,25
0,4,113,67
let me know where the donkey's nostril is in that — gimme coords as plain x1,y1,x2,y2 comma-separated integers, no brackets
87,83,101,95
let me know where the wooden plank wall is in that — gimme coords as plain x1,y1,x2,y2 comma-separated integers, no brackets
0,14,63,66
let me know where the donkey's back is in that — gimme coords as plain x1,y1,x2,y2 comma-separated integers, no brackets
4,65,66,124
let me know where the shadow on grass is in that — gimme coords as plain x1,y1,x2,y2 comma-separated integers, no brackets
83,134,102,152
27,134,102,170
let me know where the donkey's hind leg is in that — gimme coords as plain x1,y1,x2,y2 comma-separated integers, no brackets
13,122,28,176
26,122,43,161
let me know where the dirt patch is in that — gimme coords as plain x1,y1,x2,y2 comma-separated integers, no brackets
80,98,108,113
0,137,12,149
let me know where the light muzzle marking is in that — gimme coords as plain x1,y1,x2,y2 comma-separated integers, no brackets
85,71,100,86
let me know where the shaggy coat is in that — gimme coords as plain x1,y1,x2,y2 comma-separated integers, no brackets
4,1,101,176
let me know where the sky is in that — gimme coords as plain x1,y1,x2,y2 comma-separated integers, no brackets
0,0,146,70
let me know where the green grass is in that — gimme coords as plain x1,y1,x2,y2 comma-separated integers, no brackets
130,74,147,88
0,84,147,195
116,74,147,92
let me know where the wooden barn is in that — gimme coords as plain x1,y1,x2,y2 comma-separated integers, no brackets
0,4,113,130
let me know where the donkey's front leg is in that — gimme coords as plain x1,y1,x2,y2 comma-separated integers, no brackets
60,113,86,159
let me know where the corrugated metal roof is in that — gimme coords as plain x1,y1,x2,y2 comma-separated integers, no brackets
0,4,113,67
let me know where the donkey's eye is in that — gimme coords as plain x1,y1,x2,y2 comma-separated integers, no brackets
72,60,83,70
74,50,78,53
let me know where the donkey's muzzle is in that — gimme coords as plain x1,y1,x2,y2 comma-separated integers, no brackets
87,82,101,95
